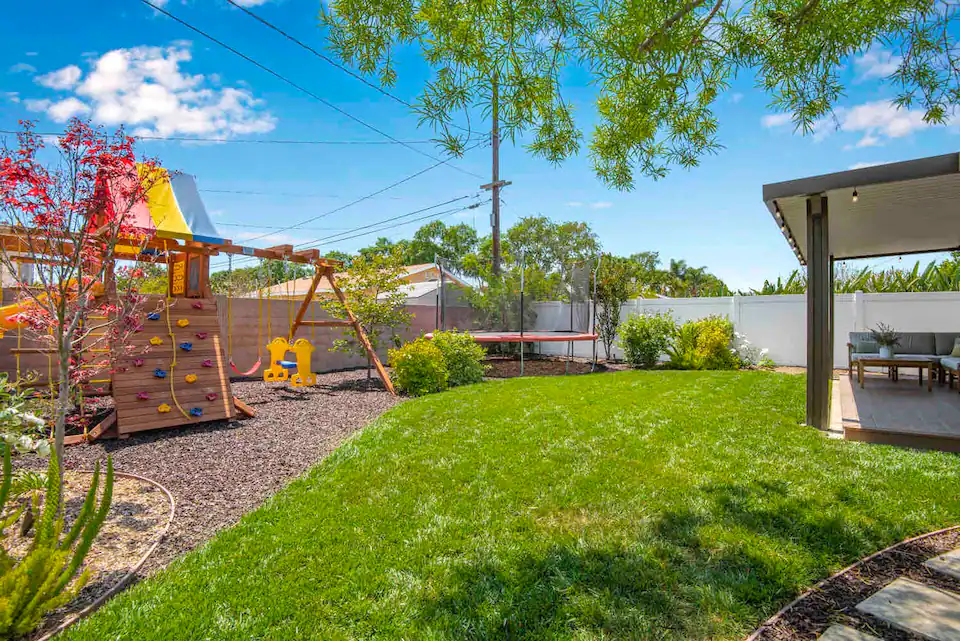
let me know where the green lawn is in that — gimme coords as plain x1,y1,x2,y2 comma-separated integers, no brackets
64,371,960,640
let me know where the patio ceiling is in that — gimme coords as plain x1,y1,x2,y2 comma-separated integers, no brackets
762,152,960,263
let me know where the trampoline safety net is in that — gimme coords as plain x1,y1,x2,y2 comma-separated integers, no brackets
434,255,598,339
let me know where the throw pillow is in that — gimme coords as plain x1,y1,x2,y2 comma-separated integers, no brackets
951,338,960,357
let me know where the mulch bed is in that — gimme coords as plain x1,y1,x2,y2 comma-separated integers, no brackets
22,370,400,577
750,527,960,640
484,356,622,378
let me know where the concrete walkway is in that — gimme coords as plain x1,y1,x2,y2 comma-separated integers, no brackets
818,548,960,640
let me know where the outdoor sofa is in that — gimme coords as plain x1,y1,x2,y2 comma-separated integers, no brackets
848,332,960,385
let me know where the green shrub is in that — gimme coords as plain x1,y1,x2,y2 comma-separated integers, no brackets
0,447,114,638
389,338,449,396
617,312,677,368
431,330,487,387
667,315,738,370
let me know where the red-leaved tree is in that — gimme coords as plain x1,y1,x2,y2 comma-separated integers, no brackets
0,119,161,462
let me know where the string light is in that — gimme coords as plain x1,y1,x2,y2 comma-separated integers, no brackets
852,188,859,203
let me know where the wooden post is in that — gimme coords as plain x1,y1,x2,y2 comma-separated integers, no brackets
327,269,396,395
806,194,831,429
288,267,324,340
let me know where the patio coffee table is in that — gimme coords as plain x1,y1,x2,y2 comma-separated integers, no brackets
856,356,934,392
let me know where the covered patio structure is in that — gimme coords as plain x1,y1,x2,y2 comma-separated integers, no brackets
762,152,960,433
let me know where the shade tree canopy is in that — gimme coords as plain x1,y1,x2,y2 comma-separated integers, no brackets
321,0,960,188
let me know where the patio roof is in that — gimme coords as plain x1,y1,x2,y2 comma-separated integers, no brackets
761,151,960,432
762,152,960,262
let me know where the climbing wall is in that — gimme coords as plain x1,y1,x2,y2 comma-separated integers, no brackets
112,296,235,435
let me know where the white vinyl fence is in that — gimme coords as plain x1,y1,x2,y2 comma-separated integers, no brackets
533,292,960,367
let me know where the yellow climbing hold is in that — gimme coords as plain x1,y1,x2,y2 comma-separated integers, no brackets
157,403,172,413
177,319,190,327
150,336,163,345
185,374,198,384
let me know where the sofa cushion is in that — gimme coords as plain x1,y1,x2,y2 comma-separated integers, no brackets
849,332,878,354
850,352,881,361
935,333,960,355
896,332,936,355
894,354,940,363
941,356,960,371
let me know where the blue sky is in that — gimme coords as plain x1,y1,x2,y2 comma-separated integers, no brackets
1,0,956,290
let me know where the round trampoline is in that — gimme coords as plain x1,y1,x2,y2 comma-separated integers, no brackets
425,330,598,343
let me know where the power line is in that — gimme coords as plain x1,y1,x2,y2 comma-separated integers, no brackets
224,0,475,137
200,189,408,199
0,129,464,145
217,222,352,231
298,196,481,248
212,193,481,270
299,200,488,250
230,140,484,246
139,0,484,180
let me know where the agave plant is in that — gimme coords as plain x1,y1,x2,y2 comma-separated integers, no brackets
0,446,114,638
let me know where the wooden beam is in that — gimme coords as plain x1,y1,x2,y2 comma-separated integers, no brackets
328,271,396,396
233,397,256,418
264,244,294,256
215,244,341,268
294,248,320,261
288,268,325,339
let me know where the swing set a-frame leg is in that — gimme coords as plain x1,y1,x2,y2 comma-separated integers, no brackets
288,267,396,396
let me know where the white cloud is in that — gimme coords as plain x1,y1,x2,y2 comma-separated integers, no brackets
48,97,90,122
765,100,931,147
24,52,38,57
24,98,52,112
848,161,888,170
854,47,901,80
565,201,583,208
36,65,82,90
590,201,613,209
25,43,275,139
4,92,20,104
9,63,36,74
761,113,792,128
837,100,929,146
730,93,743,104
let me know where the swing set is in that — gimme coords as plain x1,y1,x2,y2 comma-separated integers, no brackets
221,249,394,394
0,166,394,442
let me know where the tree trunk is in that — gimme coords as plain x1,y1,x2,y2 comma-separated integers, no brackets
53,337,72,492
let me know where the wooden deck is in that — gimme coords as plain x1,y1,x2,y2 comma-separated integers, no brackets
838,371,960,452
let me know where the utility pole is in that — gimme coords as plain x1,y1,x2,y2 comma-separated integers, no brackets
481,75,511,276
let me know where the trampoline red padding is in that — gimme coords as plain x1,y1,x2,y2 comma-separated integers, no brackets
424,331,598,343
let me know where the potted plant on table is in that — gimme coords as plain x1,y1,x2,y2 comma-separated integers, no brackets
870,322,900,358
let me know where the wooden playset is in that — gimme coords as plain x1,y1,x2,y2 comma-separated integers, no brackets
0,167,393,442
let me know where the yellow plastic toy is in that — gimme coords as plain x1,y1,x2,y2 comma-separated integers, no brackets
185,374,198,384
263,337,316,387
150,336,164,346
289,338,316,388
263,337,291,382
157,403,172,413
177,319,190,327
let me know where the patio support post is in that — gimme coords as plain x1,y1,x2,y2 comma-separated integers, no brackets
806,194,831,429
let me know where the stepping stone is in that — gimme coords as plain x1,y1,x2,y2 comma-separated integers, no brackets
819,624,882,640
856,577,960,640
926,549,960,581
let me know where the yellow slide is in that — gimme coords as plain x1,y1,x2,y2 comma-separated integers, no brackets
0,281,104,338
